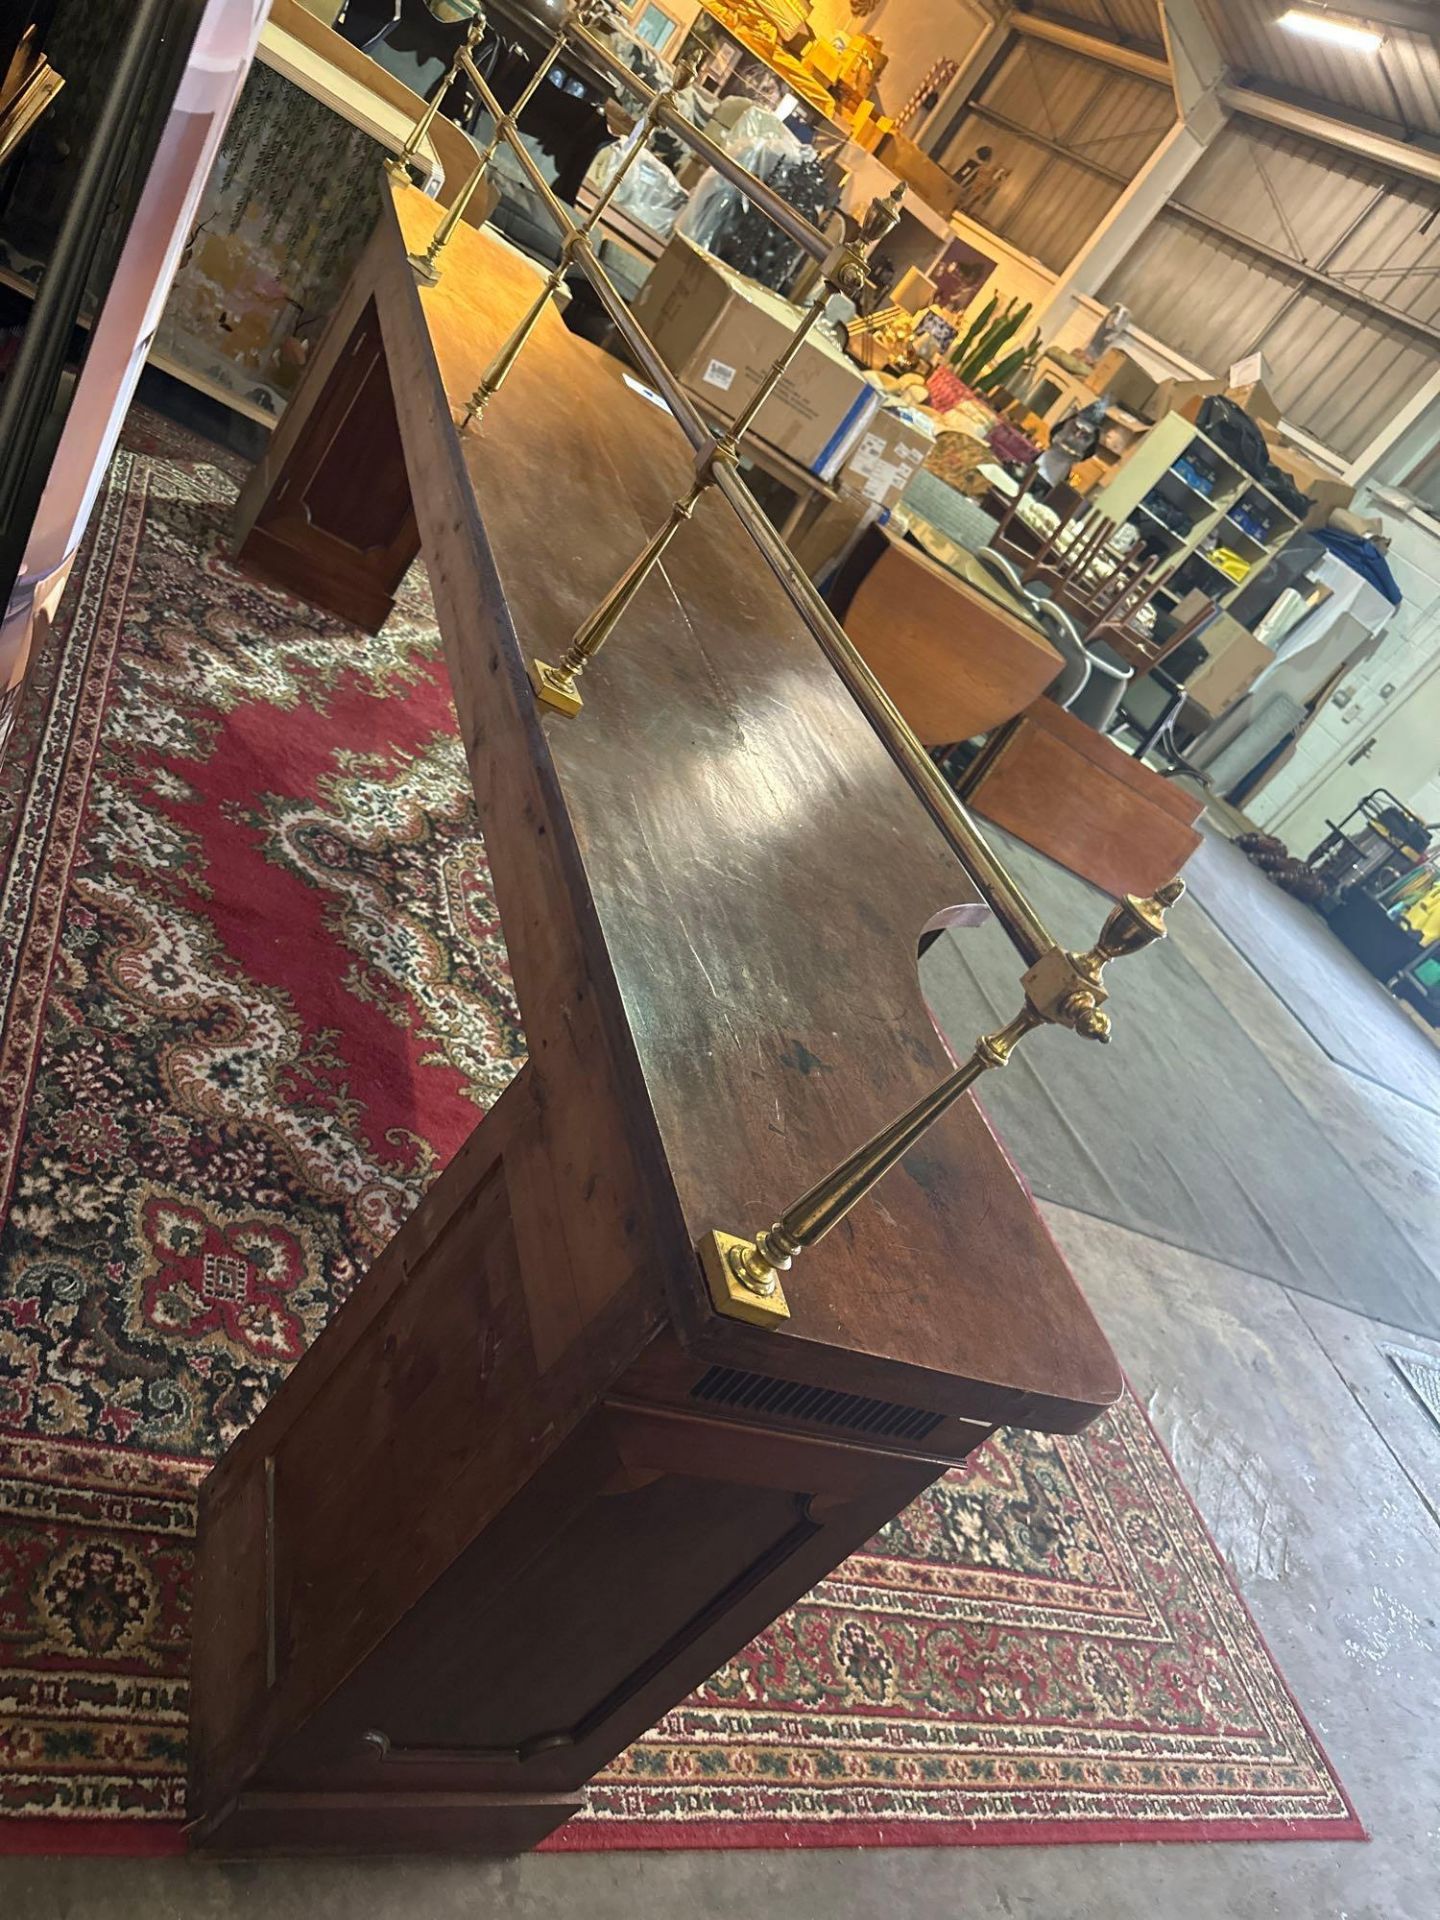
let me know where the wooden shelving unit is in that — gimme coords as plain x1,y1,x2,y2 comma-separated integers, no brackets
1087,410,1301,612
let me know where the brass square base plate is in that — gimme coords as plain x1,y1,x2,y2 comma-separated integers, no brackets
699,1230,790,1327
529,657,583,715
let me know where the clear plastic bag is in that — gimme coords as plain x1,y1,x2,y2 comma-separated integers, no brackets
585,141,689,238
678,114,804,253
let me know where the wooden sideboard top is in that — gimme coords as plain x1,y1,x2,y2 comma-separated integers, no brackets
379,183,1120,1429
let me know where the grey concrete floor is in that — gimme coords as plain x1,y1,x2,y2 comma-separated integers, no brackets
4,894,1438,1917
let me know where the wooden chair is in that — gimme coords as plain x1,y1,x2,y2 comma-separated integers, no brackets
1090,586,1217,679
977,475,1098,606
1026,515,1166,636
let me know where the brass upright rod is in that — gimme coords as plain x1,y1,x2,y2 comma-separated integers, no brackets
460,58,696,428
459,263,566,428
467,33,565,175
568,22,832,266
386,14,485,180
454,53,714,455
530,290,822,707
545,470,714,698
726,292,826,445
580,58,696,234
726,1005,1044,1298
409,31,568,281
434,23,1068,979
530,190,903,715
702,881,1183,1322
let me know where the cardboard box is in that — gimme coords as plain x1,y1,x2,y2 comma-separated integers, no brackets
1184,611,1275,716
633,236,877,477
1228,350,1273,390
1227,380,1281,426
838,411,933,511
1258,426,1354,528
1151,375,1281,428
789,494,880,585
1088,348,1162,420
1069,455,1110,494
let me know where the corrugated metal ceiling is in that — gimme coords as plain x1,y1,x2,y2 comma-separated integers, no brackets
1102,119,1440,458
1016,0,1166,55
940,38,1174,268
1025,2,1440,139
1196,0,1440,140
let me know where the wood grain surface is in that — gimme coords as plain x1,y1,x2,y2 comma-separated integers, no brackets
835,528,1063,746
377,183,1120,1422
970,697,1204,897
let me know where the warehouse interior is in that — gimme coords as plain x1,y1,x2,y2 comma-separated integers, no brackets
0,2,1437,1916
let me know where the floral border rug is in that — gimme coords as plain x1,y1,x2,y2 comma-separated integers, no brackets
0,417,1360,1853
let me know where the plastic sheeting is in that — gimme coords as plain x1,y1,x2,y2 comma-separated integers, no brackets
677,111,804,255
584,140,688,238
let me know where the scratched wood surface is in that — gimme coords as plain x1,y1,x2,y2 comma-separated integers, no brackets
379,184,1119,1423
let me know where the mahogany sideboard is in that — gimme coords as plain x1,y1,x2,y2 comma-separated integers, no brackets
186,182,1123,1856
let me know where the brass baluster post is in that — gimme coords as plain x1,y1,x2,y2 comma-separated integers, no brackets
700,883,1184,1325
459,59,697,430
528,457,719,714
407,0,614,284
385,13,487,185
528,186,906,715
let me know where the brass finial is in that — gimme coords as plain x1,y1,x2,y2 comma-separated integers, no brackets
861,181,906,247
700,876,1183,1326
1019,878,1182,1044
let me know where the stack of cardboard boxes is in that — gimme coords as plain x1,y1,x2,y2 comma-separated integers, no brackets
633,235,931,515
1085,348,1354,529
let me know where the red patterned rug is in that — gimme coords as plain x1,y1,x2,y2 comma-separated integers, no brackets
0,417,1361,1854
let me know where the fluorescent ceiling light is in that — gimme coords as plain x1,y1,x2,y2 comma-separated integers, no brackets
1277,9,1386,53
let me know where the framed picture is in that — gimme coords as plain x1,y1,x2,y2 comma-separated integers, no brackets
628,1,684,53
931,237,997,315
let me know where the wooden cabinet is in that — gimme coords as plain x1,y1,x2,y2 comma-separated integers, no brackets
187,183,1122,1857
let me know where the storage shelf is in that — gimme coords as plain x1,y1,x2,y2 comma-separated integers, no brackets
1162,462,1231,509
1132,501,1185,538
1091,409,1298,617
1219,513,1274,550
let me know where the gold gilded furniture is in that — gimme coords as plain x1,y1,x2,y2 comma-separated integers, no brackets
188,8,1182,1855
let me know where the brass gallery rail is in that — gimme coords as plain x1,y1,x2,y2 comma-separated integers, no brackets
388,0,1183,1324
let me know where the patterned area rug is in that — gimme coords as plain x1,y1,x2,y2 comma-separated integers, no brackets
0,419,1360,1853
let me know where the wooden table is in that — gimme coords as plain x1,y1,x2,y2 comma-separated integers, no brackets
187,179,1121,1858
967,696,1206,897
828,525,1063,747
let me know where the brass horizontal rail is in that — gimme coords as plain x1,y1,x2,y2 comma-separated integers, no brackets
451,42,1057,967
707,458,1056,967
457,48,716,456
388,0,1186,1330
567,22,833,267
